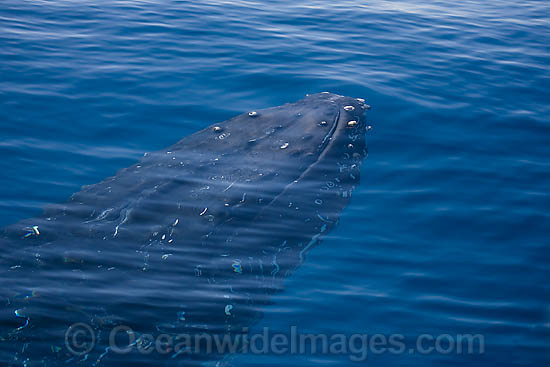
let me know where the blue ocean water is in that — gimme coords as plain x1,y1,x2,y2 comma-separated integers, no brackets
0,0,549,366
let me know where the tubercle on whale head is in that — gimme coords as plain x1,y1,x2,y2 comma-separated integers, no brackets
181,93,371,172
221,92,369,160
302,92,369,130
301,92,369,164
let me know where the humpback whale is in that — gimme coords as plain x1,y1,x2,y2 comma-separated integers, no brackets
0,92,370,366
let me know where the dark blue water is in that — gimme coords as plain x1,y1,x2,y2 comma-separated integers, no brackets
1,0,549,366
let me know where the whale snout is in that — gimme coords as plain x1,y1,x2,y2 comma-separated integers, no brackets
300,92,369,159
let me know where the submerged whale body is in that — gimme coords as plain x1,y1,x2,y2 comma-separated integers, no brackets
0,93,369,366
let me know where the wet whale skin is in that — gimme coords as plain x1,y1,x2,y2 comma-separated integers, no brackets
0,92,369,366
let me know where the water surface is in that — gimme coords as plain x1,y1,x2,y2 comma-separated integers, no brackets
1,0,549,365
